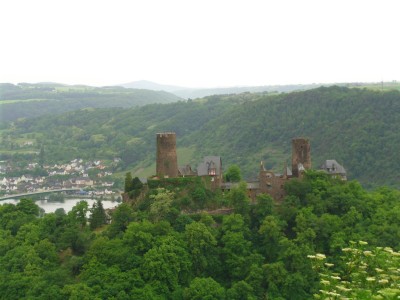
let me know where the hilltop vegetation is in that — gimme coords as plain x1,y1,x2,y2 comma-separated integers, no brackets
0,83,181,122
1,86,399,188
0,172,399,299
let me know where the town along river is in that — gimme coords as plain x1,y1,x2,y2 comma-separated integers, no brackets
0,198,119,213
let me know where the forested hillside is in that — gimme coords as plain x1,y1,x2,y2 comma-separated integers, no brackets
2,86,399,188
0,172,399,299
0,83,181,122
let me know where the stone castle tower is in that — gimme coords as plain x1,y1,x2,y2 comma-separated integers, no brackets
291,137,311,177
156,132,178,178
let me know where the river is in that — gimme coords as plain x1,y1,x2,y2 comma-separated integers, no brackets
0,198,120,213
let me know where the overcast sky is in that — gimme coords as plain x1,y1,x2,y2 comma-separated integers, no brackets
1,0,399,88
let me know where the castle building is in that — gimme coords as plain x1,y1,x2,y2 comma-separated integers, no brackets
319,159,347,180
252,137,312,201
197,156,223,189
153,133,346,202
257,162,288,201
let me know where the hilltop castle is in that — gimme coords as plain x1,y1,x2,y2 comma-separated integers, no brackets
155,133,346,201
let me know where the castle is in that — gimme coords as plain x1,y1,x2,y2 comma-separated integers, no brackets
155,132,346,201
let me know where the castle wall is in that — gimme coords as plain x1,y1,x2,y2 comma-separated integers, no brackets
258,169,286,202
291,138,311,177
156,133,178,178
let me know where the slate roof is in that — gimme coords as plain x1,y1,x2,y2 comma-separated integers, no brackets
178,165,197,176
197,156,222,176
320,160,346,174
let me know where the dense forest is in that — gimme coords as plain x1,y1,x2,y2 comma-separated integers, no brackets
1,172,399,299
2,86,399,188
0,83,181,122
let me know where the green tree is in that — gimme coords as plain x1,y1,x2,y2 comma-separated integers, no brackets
124,172,133,193
123,220,172,255
251,193,274,229
224,164,242,182
106,203,134,238
67,201,89,227
184,222,218,276
226,280,256,300
16,198,39,216
89,200,107,230
258,215,286,262
184,277,225,300
228,181,250,217
141,236,191,294
149,188,174,222
132,176,143,190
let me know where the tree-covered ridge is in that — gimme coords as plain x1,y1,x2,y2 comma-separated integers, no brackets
0,83,181,122
0,172,399,299
190,86,400,187
2,86,400,188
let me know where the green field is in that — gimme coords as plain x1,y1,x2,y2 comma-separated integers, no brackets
0,99,49,105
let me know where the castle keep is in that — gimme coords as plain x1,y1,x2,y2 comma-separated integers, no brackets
156,132,178,178
291,138,311,177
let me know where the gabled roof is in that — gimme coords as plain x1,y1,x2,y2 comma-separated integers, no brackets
197,156,222,176
320,160,346,174
178,165,196,176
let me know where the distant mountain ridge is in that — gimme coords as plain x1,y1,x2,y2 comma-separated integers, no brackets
120,80,325,99
120,80,400,99
0,82,182,122
120,80,188,93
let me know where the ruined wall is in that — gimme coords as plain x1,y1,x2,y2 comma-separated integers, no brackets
156,132,178,178
291,137,311,177
258,169,286,202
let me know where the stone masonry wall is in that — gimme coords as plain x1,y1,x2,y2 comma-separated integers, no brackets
156,132,178,178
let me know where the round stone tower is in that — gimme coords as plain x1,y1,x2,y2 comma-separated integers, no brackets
156,132,178,178
291,137,311,177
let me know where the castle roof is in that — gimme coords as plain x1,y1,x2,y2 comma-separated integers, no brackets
178,165,196,176
197,156,222,176
320,160,346,175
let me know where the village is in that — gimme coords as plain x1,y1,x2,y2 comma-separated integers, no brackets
0,158,121,197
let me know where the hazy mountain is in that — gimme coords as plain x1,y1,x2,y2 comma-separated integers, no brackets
120,80,188,93
119,80,324,99
120,80,400,99
0,83,182,122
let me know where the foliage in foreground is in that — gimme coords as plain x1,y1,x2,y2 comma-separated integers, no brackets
310,241,400,299
0,172,400,299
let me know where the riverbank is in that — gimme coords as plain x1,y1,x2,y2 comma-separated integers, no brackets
0,198,121,213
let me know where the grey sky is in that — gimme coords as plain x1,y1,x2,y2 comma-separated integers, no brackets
1,0,398,87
